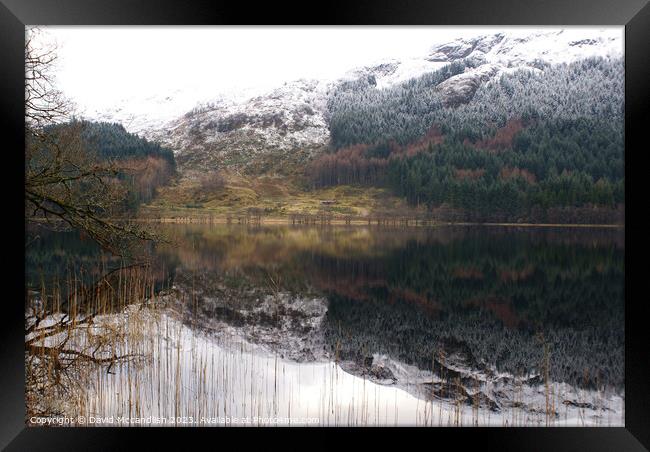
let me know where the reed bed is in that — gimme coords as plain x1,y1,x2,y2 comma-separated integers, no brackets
25,265,624,427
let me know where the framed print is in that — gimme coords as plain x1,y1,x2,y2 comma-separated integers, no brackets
1,0,648,450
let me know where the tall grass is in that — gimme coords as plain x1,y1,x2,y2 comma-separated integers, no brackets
25,265,624,427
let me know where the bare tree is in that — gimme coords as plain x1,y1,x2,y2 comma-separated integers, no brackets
24,27,159,256
24,30,174,420
25,27,68,130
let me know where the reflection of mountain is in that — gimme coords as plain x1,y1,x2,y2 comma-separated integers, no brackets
28,224,624,394
151,225,624,391
308,232,624,390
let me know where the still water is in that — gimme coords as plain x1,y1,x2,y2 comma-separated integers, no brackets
26,224,625,426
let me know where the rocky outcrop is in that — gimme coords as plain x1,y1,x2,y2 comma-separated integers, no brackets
427,34,505,62
436,64,502,106
427,29,620,67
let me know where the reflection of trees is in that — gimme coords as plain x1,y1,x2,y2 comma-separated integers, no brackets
153,224,463,271
26,227,173,300
155,224,623,389
154,225,624,389
28,224,624,392
311,233,624,389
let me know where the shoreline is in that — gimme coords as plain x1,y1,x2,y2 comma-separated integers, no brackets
132,216,625,228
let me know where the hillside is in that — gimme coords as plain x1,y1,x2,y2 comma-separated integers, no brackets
140,29,621,170
75,29,624,223
42,120,177,212
314,56,624,223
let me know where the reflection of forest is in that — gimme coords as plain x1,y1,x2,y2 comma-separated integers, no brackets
27,224,624,390
297,233,623,390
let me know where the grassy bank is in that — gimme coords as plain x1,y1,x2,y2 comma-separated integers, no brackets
139,172,624,227
142,171,418,217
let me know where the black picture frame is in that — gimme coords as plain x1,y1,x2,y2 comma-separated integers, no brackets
1,0,647,450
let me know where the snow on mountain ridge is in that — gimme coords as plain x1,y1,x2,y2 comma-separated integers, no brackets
75,29,622,172
147,78,331,172
354,28,621,90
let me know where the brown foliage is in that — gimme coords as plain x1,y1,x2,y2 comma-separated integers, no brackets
307,144,390,187
308,125,445,188
400,125,445,157
464,296,523,329
468,119,525,152
122,156,175,202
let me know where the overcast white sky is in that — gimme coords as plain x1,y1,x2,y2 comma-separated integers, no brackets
32,26,622,111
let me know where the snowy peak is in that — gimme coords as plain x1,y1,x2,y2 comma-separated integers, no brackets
337,29,621,108
427,33,506,62
341,57,448,90
338,29,620,94
75,87,266,139
427,29,622,66
73,28,622,173
166,78,329,144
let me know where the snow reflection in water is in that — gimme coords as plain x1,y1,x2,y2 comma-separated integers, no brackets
84,310,454,426
82,309,622,427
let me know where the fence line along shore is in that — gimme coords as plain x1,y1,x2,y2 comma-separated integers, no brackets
128,214,624,228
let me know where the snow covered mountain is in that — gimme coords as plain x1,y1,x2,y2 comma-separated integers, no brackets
337,28,620,87
343,28,621,107
145,79,331,172
76,28,622,173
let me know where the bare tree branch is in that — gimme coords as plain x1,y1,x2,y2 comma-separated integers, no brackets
25,28,165,257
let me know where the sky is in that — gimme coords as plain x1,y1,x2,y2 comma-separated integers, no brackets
31,26,622,114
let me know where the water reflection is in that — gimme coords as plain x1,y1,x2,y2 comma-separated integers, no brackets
26,224,625,420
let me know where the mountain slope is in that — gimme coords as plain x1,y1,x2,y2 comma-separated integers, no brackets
152,79,331,174
75,29,621,177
